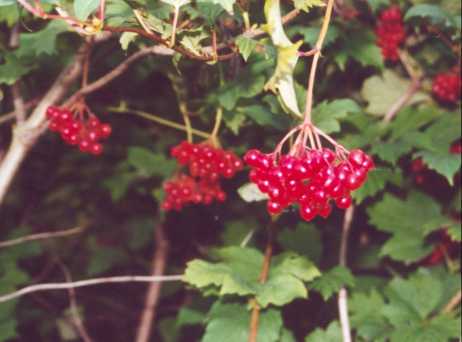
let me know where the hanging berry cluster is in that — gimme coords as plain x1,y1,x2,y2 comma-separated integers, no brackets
244,124,374,221
432,70,461,104
162,141,243,211
375,6,405,61
46,106,112,155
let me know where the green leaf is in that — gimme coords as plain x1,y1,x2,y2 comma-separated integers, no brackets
235,35,258,62
310,266,355,301
202,302,283,342
350,290,389,340
305,321,342,342
277,223,322,263
371,141,413,164
237,104,287,129
367,191,451,263
352,168,402,204
335,30,383,70
74,0,100,20
404,4,455,27
0,53,33,86
414,114,462,183
447,223,462,241
183,248,320,307
180,30,209,55
361,70,429,116
127,147,176,177
197,0,235,14
18,20,69,57
416,150,461,185
294,0,324,13
385,270,443,320
237,183,268,203
312,99,361,134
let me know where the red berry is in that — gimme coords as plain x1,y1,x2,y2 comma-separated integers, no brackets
267,201,283,215
335,195,352,209
299,204,317,222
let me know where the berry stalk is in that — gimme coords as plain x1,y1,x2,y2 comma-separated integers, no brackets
303,0,335,125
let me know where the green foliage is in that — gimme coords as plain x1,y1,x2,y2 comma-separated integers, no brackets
74,0,100,20
350,269,462,342
184,247,320,307
1,0,460,340
310,266,355,300
202,302,283,342
404,4,458,28
312,99,360,134
367,191,451,263
305,321,342,342
361,70,429,116
235,36,258,62
335,30,383,70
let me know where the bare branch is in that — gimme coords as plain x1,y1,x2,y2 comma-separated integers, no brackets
0,275,183,303
338,205,355,342
57,262,93,342
135,224,169,342
0,226,85,249
9,24,27,123
65,46,159,105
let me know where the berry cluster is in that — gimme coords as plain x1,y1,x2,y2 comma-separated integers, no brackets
375,6,405,61
162,174,227,211
432,71,461,104
47,106,111,155
244,148,374,221
162,141,243,211
170,141,243,181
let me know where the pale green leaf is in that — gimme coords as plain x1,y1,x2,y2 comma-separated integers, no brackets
235,35,258,62
294,0,324,13
237,183,268,203
119,32,138,50
74,0,100,20
361,70,430,116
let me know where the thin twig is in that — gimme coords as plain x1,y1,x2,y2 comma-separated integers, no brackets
9,24,27,123
338,205,354,342
0,226,85,249
382,50,423,124
441,289,462,315
382,79,421,123
57,262,93,342
248,222,275,342
0,275,183,303
108,107,210,139
135,224,169,342
65,46,159,105
303,0,335,124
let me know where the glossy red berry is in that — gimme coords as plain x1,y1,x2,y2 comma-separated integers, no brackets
335,195,352,209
